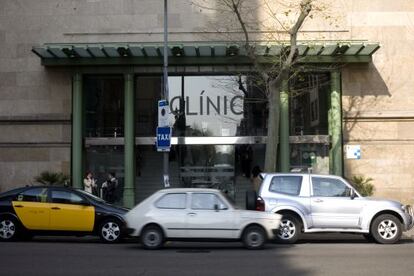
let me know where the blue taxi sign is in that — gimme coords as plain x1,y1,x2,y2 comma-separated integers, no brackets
156,127,172,152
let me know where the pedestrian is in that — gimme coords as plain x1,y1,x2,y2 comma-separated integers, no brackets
251,166,262,192
241,145,253,177
83,171,97,194
102,172,118,203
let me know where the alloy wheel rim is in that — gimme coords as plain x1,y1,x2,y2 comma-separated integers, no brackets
377,219,398,240
246,231,263,247
0,220,16,239
278,219,296,240
102,222,120,241
144,231,161,247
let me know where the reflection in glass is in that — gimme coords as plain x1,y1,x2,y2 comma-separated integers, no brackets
169,76,246,137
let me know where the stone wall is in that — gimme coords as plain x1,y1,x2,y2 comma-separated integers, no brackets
341,1,414,204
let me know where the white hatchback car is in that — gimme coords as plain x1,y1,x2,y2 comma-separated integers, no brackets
125,188,281,249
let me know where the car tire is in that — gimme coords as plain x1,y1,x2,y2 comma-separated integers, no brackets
242,225,266,250
99,218,123,243
276,213,302,244
370,214,402,244
0,216,19,242
246,190,257,210
140,225,164,250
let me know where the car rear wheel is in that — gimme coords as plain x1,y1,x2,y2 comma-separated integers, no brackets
140,225,164,250
370,214,402,244
99,218,123,243
276,214,302,244
242,225,266,250
0,217,18,241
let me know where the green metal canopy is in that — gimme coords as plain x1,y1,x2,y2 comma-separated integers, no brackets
32,41,380,66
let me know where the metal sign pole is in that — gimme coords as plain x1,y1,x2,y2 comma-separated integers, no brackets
162,0,169,186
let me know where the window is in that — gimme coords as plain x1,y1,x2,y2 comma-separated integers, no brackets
155,193,187,209
51,190,85,204
269,176,302,196
312,177,351,197
191,193,227,210
17,188,48,203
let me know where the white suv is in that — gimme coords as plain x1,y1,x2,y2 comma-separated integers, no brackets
247,173,414,244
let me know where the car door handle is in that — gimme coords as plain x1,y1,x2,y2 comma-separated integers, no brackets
51,207,61,210
187,213,197,216
14,205,24,208
313,199,324,203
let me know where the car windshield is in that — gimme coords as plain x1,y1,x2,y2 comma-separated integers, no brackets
76,189,106,203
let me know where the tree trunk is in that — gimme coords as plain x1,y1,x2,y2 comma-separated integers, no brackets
264,84,280,172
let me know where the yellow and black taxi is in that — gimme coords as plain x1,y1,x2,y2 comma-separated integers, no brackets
0,186,129,243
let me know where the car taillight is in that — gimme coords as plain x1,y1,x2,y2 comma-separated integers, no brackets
256,196,265,211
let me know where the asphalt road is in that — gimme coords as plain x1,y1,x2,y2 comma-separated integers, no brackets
1,234,414,276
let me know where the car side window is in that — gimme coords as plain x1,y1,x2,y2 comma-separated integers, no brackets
191,193,228,210
269,176,302,196
312,177,351,197
16,188,48,203
51,190,85,205
155,193,187,209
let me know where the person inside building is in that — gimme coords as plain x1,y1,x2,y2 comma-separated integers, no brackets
83,171,97,195
251,166,262,192
101,172,118,203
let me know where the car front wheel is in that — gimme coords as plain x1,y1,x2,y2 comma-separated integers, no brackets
140,225,164,250
276,214,302,244
0,217,18,241
242,225,266,250
99,218,123,243
370,214,402,244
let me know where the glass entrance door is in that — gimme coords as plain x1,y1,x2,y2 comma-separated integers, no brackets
177,145,235,198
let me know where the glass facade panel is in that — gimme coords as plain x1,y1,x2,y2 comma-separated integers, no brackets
290,143,329,174
84,76,124,137
177,144,235,198
135,76,161,136
81,73,333,206
290,73,330,135
85,145,124,204
168,75,269,137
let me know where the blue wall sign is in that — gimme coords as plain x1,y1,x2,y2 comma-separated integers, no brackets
156,127,172,152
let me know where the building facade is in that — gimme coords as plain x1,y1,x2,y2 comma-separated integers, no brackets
0,0,413,206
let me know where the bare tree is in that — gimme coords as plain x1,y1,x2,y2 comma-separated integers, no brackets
194,0,314,171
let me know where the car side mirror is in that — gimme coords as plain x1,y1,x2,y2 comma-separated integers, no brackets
214,204,219,211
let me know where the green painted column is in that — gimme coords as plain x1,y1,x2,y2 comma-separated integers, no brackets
71,73,83,188
123,73,135,208
279,80,290,172
329,71,343,176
